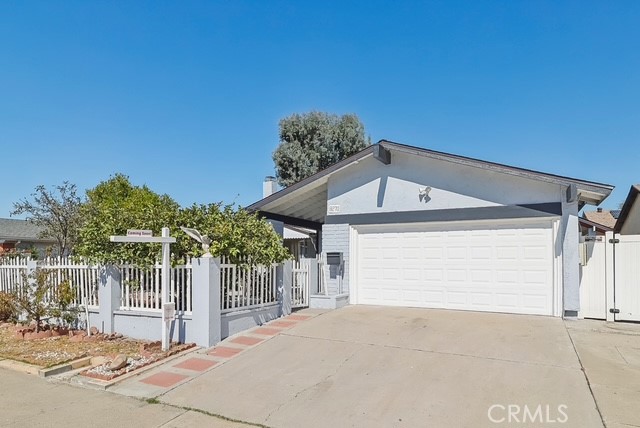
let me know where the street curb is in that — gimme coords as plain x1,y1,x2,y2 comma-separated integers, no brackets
0,358,40,375
39,356,93,378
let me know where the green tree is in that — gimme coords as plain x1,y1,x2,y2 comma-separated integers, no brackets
273,111,371,187
177,203,290,265
75,174,289,266
75,174,180,266
11,182,83,256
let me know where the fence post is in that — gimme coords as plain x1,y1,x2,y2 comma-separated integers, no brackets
97,265,121,334
191,257,221,348
605,231,615,322
306,257,319,295
278,260,293,316
26,259,37,282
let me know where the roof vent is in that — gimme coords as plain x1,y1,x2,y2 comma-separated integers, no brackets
597,207,603,213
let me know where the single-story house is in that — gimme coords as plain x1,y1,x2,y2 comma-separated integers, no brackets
582,207,618,229
579,217,612,240
614,185,640,235
0,218,55,255
249,140,613,318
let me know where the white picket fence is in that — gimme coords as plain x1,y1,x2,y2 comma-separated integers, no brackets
42,257,100,309
0,255,290,316
220,256,278,313
292,259,310,308
0,256,29,293
119,261,192,313
0,256,100,309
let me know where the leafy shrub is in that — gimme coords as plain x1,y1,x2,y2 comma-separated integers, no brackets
0,292,18,322
15,268,79,331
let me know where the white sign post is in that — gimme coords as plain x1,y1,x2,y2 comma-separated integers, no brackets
110,227,176,351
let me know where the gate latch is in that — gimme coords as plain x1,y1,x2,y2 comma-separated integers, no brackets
609,308,620,314
609,238,620,244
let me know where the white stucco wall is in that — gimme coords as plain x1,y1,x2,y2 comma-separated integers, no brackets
561,199,580,314
327,152,563,215
318,150,585,316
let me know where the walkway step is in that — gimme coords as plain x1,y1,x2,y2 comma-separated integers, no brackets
269,320,297,328
229,336,264,346
173,358,218,372
253,327,282,336
140,372,189,388
208,346,243,358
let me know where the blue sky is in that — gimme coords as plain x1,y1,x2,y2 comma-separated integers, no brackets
1,1,638,217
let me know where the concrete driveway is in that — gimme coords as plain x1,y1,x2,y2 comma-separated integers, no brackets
160,306,603,428
566,320,640,428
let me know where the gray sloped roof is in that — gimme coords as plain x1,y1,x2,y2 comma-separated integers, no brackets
248,140,614,225
0,218,54,241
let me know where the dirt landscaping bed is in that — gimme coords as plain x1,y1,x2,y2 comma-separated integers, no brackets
0,323,195,373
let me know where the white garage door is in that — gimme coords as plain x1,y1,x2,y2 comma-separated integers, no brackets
355,221,555,316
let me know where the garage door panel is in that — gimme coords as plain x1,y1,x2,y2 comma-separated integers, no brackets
496,293,519,308
523,270,547,285
470,270,492,283
470,247,492,259
356,221,554,316
523,246,548,260
471,292,492,306
446,291,468,305
402,268,421,281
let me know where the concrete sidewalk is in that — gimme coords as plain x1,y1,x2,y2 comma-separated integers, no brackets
0,367,253,428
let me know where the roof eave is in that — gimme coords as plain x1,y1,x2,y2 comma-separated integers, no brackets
378,140,615,200
246,146,375,212
614,185,640,233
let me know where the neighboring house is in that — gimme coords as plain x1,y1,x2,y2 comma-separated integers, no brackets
582,207,618,230
249,140,613,318
614,184,640,234
283,225,317,260
579,217,612,240
0,218,55,255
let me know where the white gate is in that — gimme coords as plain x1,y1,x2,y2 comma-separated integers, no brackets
579,234,640,322
291,259,310,308
615,235,640,322
579,241,607,319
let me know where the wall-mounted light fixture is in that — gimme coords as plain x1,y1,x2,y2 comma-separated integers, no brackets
419,186,432,202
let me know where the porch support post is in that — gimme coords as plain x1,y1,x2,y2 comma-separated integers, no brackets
561,198,580,316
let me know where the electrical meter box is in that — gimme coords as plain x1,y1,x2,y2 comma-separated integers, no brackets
326,252,343,266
